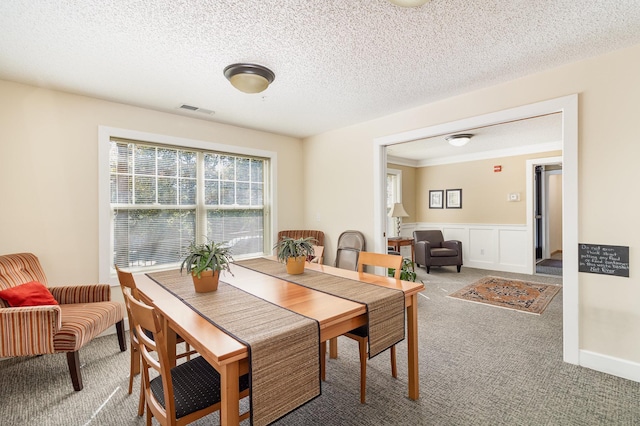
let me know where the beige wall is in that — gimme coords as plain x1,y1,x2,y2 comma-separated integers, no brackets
411,151,561,224
304,43,640,364
0,80,303,285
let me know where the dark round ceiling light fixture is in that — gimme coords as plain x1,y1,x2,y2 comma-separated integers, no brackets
223,63,275,94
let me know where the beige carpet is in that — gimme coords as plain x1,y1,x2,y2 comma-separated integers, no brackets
447,276,561,314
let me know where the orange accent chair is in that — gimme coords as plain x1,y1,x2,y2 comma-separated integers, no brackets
0,252,126,391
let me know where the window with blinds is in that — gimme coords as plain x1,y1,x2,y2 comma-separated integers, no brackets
109,139,268,270
387,169,401,237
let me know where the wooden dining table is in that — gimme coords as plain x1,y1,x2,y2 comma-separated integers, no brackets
134,257,425,426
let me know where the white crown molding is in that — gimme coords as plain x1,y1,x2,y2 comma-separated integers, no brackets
418,141,562,167
388,141,562,168
387,155,419,167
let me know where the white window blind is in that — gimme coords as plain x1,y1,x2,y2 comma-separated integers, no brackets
110,139,267,271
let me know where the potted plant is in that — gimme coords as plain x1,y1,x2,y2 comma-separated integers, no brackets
389,258,417,282
180,238,233,292
273,236,316,275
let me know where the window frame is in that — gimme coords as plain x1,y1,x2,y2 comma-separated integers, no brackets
98,126,277,283
386,168,402,237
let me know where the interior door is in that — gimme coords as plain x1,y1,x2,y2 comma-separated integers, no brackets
535,165,544,260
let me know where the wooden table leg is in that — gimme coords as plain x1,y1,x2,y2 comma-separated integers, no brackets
320,341,326,381
407,293,419,400
220,361,240,426
329,337,338,359
162,317,177,367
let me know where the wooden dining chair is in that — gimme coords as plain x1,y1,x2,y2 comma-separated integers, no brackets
115,266,194,416
347,252,402,403
126,292,250,425
310,245,324,264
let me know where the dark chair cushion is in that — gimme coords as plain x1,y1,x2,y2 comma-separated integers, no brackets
430,248,458,257
150,355,250,419
348,325,368,338
142,328,185,343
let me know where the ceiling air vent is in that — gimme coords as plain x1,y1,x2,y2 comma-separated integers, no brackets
177,104,215,115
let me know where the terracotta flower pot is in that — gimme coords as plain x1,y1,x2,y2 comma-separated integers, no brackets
192,270,220,293
285,256,306,275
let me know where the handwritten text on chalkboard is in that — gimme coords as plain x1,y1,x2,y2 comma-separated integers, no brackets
578,244,629,277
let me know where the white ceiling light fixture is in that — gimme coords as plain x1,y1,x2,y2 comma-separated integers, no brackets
445,134,473,147
223,63,275,94
388,0,430,7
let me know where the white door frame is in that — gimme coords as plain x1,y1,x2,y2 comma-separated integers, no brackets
373,94,579,364
526,157,563,269
545,168,563,260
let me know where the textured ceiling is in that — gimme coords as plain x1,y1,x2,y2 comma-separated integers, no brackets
1,1,640,138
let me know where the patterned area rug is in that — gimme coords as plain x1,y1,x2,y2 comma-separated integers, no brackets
448,276,561,315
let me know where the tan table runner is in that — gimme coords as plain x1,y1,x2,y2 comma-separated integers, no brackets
235,258,405,358
147,270,320,426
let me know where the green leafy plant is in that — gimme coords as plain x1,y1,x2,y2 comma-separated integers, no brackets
180,239,234,278
273,236,316,263
389,257,417,282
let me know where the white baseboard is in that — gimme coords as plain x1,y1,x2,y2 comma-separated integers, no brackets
580,350,640,383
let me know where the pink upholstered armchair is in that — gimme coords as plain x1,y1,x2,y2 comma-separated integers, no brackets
0,253,126,391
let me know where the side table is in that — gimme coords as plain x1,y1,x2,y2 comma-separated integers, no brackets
388,237,415,271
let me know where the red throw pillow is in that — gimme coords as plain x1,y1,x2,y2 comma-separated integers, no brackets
0,281,59,307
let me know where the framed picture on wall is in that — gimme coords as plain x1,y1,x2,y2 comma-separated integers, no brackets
429,190,444,209
446,189,462,209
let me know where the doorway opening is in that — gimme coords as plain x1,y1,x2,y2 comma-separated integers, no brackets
534,162,563,276
373,94,579,365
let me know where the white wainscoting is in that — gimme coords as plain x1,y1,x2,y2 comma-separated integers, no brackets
401,222,532,274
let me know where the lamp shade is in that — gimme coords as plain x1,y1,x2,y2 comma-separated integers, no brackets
224,63,275,94
389,203,409,218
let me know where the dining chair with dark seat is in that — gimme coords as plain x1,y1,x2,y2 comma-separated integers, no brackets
334,251,402,403
116,266,195,416
126,291,250,425
310,245,324,264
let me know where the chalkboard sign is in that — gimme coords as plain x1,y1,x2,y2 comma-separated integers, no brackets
578,244,629,277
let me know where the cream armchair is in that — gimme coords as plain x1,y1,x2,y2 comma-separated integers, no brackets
0,252,126,391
